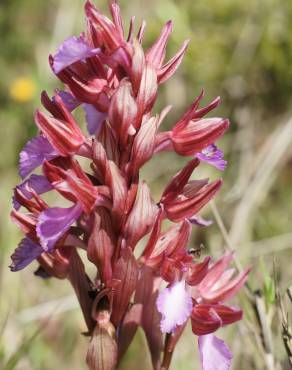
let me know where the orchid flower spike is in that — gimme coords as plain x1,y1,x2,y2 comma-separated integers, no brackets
10,2,249,370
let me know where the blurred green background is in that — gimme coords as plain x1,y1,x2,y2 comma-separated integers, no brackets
0,0,292,369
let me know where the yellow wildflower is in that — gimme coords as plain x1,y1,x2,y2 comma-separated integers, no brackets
9,77,36,103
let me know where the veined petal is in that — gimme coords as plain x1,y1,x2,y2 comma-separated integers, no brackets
10,237,43,271
13,175,53,210
111,248,139,326
85,0,124,51
52,36,100,74
186,256,211,286
164,179,222,222
198,334,233,370
130,39,145,94
156,281,192,333
161,158,200,203
201,268,250,303
211,305,243,325
197,144,227,171
137,63,158,116
83,104,107,135
124,181,157,249
172,118,229,157
158,40,189,84
36,203,83,251
19,135,58,179
110,2,124,37
43,158,105,213
35,107,85,157
108,80,138,147
146,21,172,68
129,116,159,175
191,304,222,335
199,252,234,293
88,208,115,284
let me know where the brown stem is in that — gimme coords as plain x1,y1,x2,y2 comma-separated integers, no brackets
161,334,174,370
68,249,96,333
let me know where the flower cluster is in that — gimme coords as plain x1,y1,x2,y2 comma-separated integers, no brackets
10,2,249,369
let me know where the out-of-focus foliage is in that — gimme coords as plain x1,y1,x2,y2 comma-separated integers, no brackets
0,0,291,369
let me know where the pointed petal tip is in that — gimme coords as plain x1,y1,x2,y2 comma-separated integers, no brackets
165,20,173,29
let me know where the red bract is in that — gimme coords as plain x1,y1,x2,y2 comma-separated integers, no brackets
10,2,249,370
35,93,85,156
43,158,108,214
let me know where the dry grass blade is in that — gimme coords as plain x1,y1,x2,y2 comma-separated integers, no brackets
275,264,292,368
17,294,78,324
229,118,292,251
247,233,292,257
253,292,276,370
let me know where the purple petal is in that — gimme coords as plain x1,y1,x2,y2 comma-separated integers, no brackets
189,215,213,227
36,203,83,251
197,145,227,171
10,237,43,271
52,36,100,74
156,280,192,333
83,104,107,135
198,334,233,370
54,90,80,111
19,135,58,179
13,174,53,210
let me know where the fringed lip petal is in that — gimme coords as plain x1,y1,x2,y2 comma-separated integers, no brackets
10,237,43,271
36,203,83,251
198,334,233,370
19,135,58,179
156,280,192,333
